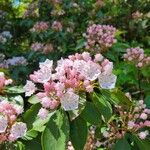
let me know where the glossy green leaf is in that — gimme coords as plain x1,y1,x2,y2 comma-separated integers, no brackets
28,95,40,104
81,102,101,125
92,92,112,121
70,117,88,150
23,104,41,129
113,138,131,150
41,110,69,150
4,86,25,94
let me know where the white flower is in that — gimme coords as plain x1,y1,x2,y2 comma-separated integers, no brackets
31,59,53,83
0,72,4,77
98,74,117,89
138,130,149,140
74,60,101,81
39,59,53,70
10,122,27,139
0,115,8,133
60,90,79,111
13,104,24,115
24,80,37,96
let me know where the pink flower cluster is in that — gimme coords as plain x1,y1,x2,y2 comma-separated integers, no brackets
51,21,62,31
0,72,12,91
123,47,150,68
31,43,53,54
98,99,150,148
84,24,117,52
30,21,49,32
23,2,39,18
128,100,150,139
0,101,26,143
24,52,117,119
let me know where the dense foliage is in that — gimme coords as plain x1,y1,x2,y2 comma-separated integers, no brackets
0,0,150,150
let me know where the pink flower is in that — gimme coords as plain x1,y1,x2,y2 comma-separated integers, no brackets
52,21,62,31
140,113,148,120
30,21,49,32
124,47,150,68
82,52,91,61
4,79,12,85
128,121,135,129
85,24,116,52
94,54,104,62
138,131,149,139
38,108,49,119
30,59,53,83
0,72,5,90
85,85,94,93
144,121,150,127
24,80,37,96
101,59,113,75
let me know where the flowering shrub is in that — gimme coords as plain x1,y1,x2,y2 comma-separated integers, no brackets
24,52,116,119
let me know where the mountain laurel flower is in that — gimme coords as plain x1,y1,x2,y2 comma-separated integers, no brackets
0,115,8,133
38,108,49,119
10,122,27,140
30,21,49,32
52,21,62,31
0,101,27,143
94,54,104,62
24,80,37,96
25,52,116,116
140,113,148,120
30,59,53,83
98,74,117,89
138,131,149,140
123,47,150,68
0,72,13,90
128,121,135,129
60,90,79,111
84,24,116,52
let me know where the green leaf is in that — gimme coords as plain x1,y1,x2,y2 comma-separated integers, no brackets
4,86,25,94
132,134,150,150
111,89,132,107
92,92,112,121
113,138,131,150
81,102,101,125
16,141,25,150
24,129,38,140
70,117,88,150
23,139,42,150
23,104,41,129
28,95,40,104
68,93,86,121
33,111,55,132
9,95,24,106
41,110,69,150
75,39,85,50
